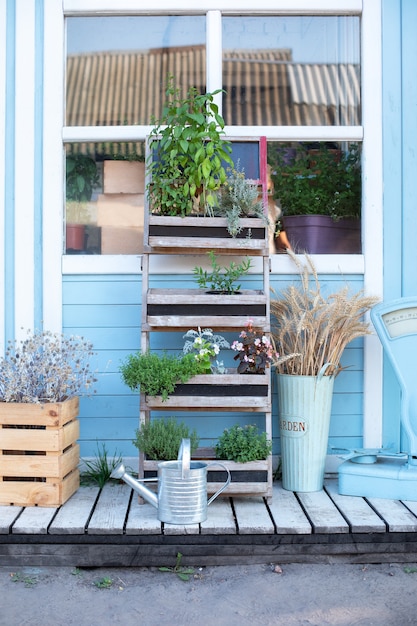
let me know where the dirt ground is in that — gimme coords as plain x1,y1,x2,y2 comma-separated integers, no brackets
1,561,417,626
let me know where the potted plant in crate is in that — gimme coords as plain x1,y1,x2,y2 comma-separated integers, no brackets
145,77,268,252
269,143,361,254
270,251,378,492
0,330,96,507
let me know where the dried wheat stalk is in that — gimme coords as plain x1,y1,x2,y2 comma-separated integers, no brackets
270,252,379,377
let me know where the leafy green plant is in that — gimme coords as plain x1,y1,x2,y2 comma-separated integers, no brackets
93,577,113,589
215,424,272,462
147,76,233,216
66,154,99,203
0,329,96,403
120,351,204,401
133,417,199,460
182,327,229,374
215,162,268,236
269,142,361,220
81,443,123,487
193,250,252,294
159,552,195,582
10,572,38,588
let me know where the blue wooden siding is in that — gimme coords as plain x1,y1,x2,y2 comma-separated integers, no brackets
63,272,366,459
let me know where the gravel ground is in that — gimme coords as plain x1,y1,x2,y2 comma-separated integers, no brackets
2,561,417,625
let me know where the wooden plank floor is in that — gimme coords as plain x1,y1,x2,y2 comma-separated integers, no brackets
1,478,417,567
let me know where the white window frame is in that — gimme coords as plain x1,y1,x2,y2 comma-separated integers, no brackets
51,0,383,447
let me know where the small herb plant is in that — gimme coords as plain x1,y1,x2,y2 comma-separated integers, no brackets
147,76,233,216
120,351,204,401
182,327,230,374
193,250,252,294
159,552,195,582
215,162,268,237
215,424,272,463
0,329,96,403
133,417,199,460
81,443,123,488
231,319,276,374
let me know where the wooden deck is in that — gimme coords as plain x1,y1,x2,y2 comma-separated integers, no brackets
2,478,417,567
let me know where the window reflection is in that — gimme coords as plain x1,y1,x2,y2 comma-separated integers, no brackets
222,16,360,126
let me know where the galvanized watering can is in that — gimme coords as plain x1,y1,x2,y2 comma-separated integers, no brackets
111,439,231,524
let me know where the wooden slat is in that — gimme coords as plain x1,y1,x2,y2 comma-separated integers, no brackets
147,288,267,304
296,490,349,533
0,505,23,534
163,522,200,535
87,483,131,535
125,497,162,535
366,497,417,532
233,497,274,534
325,480,386,533
200,498,237,534
268,484,312,534
49,485,100,534
11,506,57,534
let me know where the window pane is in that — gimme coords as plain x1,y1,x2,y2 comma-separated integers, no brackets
222,17,360,126
267,141,362,254
66,16,206,128
65,145,145,255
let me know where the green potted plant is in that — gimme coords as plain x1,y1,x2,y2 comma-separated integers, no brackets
193,250,252,295
231,319,275,374
270,251,378,492
147,77,233,217
182,327,229,374
215,424,272,463
0,329,96,507
133,417,199,461
269,143,362,253
65,153,99,252
120,350,205,401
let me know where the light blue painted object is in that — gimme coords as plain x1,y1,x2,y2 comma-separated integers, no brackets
339,297,417,500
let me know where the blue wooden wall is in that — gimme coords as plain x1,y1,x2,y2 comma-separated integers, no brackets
63,272,365,459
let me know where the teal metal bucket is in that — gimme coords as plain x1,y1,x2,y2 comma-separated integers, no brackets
277,368,335,492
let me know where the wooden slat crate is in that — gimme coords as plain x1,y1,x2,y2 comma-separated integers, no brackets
145,216,268,255
0,397,80,507
140,371,271,412
144,288,269,332
142,448,272,500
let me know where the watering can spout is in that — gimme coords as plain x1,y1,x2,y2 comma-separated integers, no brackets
111,463,158,508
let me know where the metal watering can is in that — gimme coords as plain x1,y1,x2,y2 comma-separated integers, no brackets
111,439,231,524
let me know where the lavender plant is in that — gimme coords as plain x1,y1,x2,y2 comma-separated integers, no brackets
0,330,96,403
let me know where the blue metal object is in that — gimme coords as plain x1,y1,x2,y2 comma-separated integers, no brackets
338,297,417,500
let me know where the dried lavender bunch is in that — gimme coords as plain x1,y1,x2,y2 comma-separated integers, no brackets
0,330,96,403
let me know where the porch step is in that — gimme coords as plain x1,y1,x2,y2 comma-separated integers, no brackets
1,479,417,567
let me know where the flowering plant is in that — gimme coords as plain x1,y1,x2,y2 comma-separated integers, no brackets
183,328,230,374
231,320,276,374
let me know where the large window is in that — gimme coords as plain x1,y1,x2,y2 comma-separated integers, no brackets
64,10,362,256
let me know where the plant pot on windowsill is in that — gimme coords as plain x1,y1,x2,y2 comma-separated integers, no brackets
283,215,361,254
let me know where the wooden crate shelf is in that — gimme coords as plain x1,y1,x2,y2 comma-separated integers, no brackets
143,288,269,331
145,216,268,255
0,397,80,507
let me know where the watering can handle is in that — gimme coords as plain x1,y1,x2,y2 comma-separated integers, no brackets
206,462,231,506
177,438,191,479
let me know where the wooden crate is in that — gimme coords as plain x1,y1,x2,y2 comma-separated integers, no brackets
145,216,268,255
143,454,272,499
141,371,271,411
0,397,80,507
144,288,269,331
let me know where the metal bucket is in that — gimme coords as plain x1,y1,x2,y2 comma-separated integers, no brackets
277,366,335,492
157,439,231,524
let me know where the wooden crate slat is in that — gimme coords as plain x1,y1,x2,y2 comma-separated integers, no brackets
0,444,79,478
233,497,275,534
147,288,267,304
49,485,100,534
324,479,387,533
3,469,80,509
0,396,79,427
87,482,132,535
1,418,79,453
268,484,312,534
297,490,350,533
366,497,417,532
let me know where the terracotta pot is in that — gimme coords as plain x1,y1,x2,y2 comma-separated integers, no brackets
66,224,86,252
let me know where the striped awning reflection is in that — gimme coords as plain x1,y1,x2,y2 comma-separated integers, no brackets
66,46,360,156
